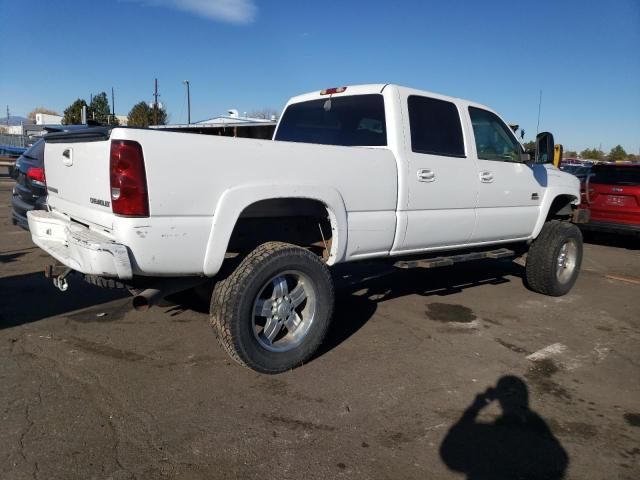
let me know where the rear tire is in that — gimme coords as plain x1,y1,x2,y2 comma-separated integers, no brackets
210,242,334,374
525,220,583,296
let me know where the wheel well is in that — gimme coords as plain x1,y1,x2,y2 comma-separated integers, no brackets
227,198,333,259
546,195,577,220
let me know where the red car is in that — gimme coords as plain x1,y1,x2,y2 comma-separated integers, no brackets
579,163,640,235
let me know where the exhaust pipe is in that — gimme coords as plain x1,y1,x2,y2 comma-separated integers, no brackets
132,277,206,311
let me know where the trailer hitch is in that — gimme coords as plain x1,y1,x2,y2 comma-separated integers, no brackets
45,265,73,292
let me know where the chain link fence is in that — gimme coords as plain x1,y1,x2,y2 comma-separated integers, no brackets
0,133,30,148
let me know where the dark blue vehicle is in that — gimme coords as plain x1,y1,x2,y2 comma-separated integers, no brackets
10,126,88,230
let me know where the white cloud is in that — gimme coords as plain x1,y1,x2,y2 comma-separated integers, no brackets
130,0,257,24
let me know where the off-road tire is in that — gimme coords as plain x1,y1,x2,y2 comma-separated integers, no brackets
210,242,334,374
525,220,583,296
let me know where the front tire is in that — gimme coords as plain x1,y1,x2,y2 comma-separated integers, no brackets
525,220,583,296
210,242,334,374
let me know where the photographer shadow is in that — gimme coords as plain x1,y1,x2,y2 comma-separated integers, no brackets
440,376,568,480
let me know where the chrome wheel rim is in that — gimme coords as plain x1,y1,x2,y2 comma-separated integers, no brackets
252,270,317,352
556,239,578,284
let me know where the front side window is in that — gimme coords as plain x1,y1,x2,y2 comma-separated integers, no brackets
408,96,465,157
469,107,521,162
274,94,386,147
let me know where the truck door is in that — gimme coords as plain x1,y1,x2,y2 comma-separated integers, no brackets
467,106,543,242
396,94,478,251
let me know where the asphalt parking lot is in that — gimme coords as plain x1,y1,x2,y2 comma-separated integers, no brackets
1,179,639,480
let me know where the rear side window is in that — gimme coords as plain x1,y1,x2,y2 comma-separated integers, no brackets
275,94,387,147
590,166,640,185
408,96,465,157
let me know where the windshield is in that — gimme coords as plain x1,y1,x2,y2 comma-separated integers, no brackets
275,94,387,147
590,166,640,186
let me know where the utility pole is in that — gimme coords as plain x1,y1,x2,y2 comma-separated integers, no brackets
111,87,115,125
183,80,191,125
536,90,542,135
153,78,159,126
5,105,9,126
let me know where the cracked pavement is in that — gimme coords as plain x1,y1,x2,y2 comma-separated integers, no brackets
1,181,639,479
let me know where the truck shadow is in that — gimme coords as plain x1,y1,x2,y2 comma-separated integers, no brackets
0,271,127,329
317,259,522,358
582,230,639,250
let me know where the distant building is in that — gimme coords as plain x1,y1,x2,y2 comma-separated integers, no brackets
35,113,62,125
152,109,277,139
4,125,24,135
116,115,128,126
196,109,276,126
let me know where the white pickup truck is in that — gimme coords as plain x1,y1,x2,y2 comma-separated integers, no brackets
28,84,583,373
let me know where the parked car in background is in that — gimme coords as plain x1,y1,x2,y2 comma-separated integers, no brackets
11,126,88,230
10,139,47,230
578,163,640,236
560,162,592,182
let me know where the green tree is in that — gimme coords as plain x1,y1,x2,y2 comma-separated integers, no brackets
522,140,536,151
607,145,627,162
127,101,167,127
563,150,578,159
579,148,605,160
62,99,88,125
89,92,118,125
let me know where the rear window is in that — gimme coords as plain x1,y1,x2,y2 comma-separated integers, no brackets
408,96,465,157
590,166,640,185
275,94,387,147
22,139,45,162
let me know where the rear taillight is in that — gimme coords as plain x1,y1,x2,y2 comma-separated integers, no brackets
27,166,46,187
109,140,149,217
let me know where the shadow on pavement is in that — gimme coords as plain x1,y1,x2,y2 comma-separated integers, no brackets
582,230,639,250
0,251,28,264
317,259,521,358
440,375,568,479
0,271,128,329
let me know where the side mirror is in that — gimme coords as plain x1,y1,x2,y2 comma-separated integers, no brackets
535,132,555,164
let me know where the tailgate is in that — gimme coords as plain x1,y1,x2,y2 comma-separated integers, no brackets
44,128,114,230
589,184,640,224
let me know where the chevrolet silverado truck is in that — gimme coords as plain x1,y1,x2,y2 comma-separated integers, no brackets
28,84,583,373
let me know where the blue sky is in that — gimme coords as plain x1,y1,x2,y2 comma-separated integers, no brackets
1,0,638,152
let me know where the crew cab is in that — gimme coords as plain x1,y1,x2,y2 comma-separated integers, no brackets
28,84,583,373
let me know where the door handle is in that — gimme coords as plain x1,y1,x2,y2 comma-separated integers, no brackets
62,148,73,167
417,169,436,182
480,171,494,183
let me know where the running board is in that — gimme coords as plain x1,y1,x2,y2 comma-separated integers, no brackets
394,248,515,270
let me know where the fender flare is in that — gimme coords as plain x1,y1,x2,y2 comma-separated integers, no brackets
532,188,579,239
202,184,348,276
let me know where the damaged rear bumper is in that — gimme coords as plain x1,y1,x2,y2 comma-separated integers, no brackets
27,210,133,279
